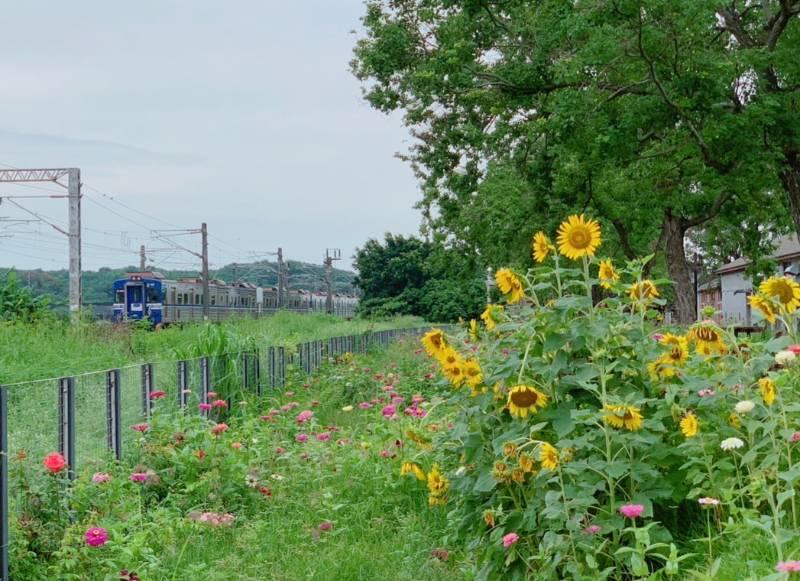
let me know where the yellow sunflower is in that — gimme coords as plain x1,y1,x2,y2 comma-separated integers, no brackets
748,294,778,325
603,404,644,431
463,358,483,389
427,464,449,497
480,304,502,331
556,214,602,260
400,461,425,481
759,377,776,406
728,413,742,428
539,442,560,471
628,280,660,301
532,231,553,263
443,361,466,388
495,268,525,304
647,357,677,380
660,333,689,365
421,328,447,357
680,412,699,438
598,259,620,290
688,322,727,356
507,385,549,419
469,318,479,341
518,453,535,473
759,276,800,313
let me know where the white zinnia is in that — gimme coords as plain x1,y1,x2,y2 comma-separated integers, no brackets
341,405,354,412
735,400,755,414
698,497,720,506
720,437,745,451
776,350,796,366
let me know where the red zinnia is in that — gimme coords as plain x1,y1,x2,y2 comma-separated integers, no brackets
149,390,167,400
43,452,66,474
211,423,229,437
130,423,150,433
212,399,228,409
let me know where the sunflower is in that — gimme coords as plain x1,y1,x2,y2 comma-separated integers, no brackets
759,276,800,313
437,346,461,367
483,510,496,528
556,214,602,260
427,464,449,497
647,357,677,380
463,358,483,389
680,412,699,438
748,294,778,325
421,328,447,357
728,413,742,429
660,333,689,365
507,385,549,419
443,361,466,388
603,404,644,431
688,322,727,356
628,280,660,301
400,461,425,481
759,377,777,406
405,429,433,451
480,304,502,331
511,469,526,484
532,231,553,263
503,442,518,458
518,453,535,473
495,268,525,304
492,461,511,482
469,318,479,341
598,259,620,290
539,442,560,471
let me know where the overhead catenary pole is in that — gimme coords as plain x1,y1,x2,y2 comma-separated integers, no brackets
139,245,146,271
277,247,285,308
201,222,210,320
324,248,341,315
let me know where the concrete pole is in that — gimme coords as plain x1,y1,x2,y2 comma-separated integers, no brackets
201,222,209,321
325,252,333,315
68,169,81,318
277,247,285,308
139,245,146,271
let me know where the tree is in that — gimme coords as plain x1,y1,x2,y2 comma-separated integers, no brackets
353,0,798,323
0,270,50,323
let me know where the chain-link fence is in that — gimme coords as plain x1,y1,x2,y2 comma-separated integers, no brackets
0,325,444,578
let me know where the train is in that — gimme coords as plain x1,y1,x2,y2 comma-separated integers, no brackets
111,272,358,324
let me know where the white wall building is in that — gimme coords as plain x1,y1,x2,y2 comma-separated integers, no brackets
716,234,800,325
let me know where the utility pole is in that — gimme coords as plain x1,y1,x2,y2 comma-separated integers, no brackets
139,245,147,271
201,222,210,321
324,248,341,315
277,247,285,308
0,168,82,319
232,262,238,282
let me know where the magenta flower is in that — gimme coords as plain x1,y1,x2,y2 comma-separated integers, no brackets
149,390,166,400
92,472,111,484
316,432,331,442
697,389,715,397
296,433,309,443
130,472,148,483
275,447,286,454
382,405,397,419
296,410,314,424
207,391,218,398
777,561,800,573
502,532,519,548
198,403,212,412
791,432,800,443
652,333,664,342
583,525,601,535
84,527,109,547
619,504,645,519
212,399,228,409
318,521,333,532
358,402,372,410
130,423,149,433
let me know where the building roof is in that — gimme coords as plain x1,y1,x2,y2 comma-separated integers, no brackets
716,234,800,274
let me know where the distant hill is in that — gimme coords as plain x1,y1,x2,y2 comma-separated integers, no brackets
0,260,356,306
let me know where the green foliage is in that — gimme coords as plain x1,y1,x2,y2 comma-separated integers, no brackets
354,232,485,322
0,270,50,322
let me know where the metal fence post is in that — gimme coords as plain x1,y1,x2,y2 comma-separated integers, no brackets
177,361,189,409
1,386,8,581
105,370,122,460
255,350,262,396
58,377,76,481
140,363,153,417
268,347,276,389
277,347,286,388
200,357,210,416
242,353,250,390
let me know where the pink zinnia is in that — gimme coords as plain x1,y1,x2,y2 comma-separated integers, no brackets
275,446,286,454
791,432,800,443
382,385,393,392
583,525,601,535
619,504,645,519
652,333,664,342
296,410,314,424
412,395,425,404
280,405,291,412
198,403,212,412
43,452,66,474
130,472,148,483
207,391,218,398
212,399,228,409
149,390,166,400
296,433,309,443
382,405,397,419
697,389,715,397
211,423,229,436
788,345,800,355
84,527,109,547
358,402,372,410
503,532,520,548
316,432,331,442
777,561,800,573
92,472,111,484
424,373,434,380
318,521,333,531
231,442,242,450
130,423,149,433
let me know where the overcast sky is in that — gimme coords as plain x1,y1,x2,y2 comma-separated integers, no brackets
0,1,420,274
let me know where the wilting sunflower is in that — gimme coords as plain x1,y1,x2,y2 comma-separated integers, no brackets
603,404,644,431
463,358,483,389
511,469,526,484
405,429,433,451
483,510,496,528
427,464,449,497
728,413,742,428
400,461,425,481
748,294,778,325
539,442,560,471
518,453,535,473
598,259,620,290
680,412,699,438
628,280,660,301
507,385,549,419
469,318,479,341
495,268,525,304
421,328,447,357
759,377,777,406
480,304,501,331
688,322,727,356
532,231,553,263
660,333,689,365
503,442,518,458
556,214,602,260
492,461,511,482
759,276,800,313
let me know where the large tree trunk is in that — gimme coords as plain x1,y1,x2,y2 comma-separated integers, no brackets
780,149,800,238
663,209,696,324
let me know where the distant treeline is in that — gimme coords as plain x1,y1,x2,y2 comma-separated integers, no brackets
0,260,356,306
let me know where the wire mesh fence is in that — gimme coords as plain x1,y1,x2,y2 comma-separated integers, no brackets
0,325,444,577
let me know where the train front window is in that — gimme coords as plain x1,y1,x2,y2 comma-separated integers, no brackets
115,290,124,304
146,287,160,303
